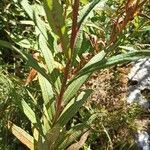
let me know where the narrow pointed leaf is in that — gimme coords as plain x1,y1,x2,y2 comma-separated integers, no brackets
43,0,65,36
78,0,107,29
8,121,34,150
64,50,106,103
58,124,89,150
0,40,52,86
43,0,69,52
21,100,37,124
13,0,48,40
46,125,62,147
38,73,55,124
63,73,91,104
78,50,150,76
38,34,61,92
58,90,92,126
13,0,55,53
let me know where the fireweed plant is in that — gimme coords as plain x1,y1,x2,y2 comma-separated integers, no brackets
0,0,150,149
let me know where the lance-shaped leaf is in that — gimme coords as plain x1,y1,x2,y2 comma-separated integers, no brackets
58,124,89,150
13,0,56,53
43,0,68,52
43,0,65,36
63,50,106,104
73,0,107,65
78,0,107,30
46,124,62,148
21,100,37,124
57,89,92,127
8,121,34,150
13,0,48,40
63,39,122,104
0,40,53,87
77,50,150,76
38,73,55,132
38,34,61,92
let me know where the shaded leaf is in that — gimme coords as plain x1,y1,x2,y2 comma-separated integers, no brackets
78,50,150,76
43,0,65,36
46,124,62,148
0,40,53,87
78,0,107,30
43,0,69,52
58,123,89,150
13,0,48,40
58,89,92,126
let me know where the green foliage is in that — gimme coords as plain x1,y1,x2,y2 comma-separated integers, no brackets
0,0,150,149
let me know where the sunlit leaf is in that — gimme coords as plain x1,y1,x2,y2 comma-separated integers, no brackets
38,34,61,92
64,50,106,103
21,100,37,124
8,121,34,150
38,73,55,123
67,130,90,150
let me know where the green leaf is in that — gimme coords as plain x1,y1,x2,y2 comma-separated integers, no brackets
38,74,54,106
43,0,65,36
64,50,106,103
15,0,57,53
39,35,55,73
63,73,91,104
21,100,37,124
78,0,107,30
83,50,106,68
58,124,89,150
78,50,150,76
57,90,92,127
38,34,61,92
43,0,69,52
8,121,34,150
13,0,50,41
139,26,150,31
80,0,89,5
38,73,55,123
46,124,62,148
0,40,53,86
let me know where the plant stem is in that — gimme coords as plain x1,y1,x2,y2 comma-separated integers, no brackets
54,61,71,124
53,0,80,124
70,0,80,51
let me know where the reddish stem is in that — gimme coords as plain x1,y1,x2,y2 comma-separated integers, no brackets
70,0,80,51
53,0,80,124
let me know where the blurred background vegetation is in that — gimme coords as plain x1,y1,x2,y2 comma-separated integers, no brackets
0,0,150,149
